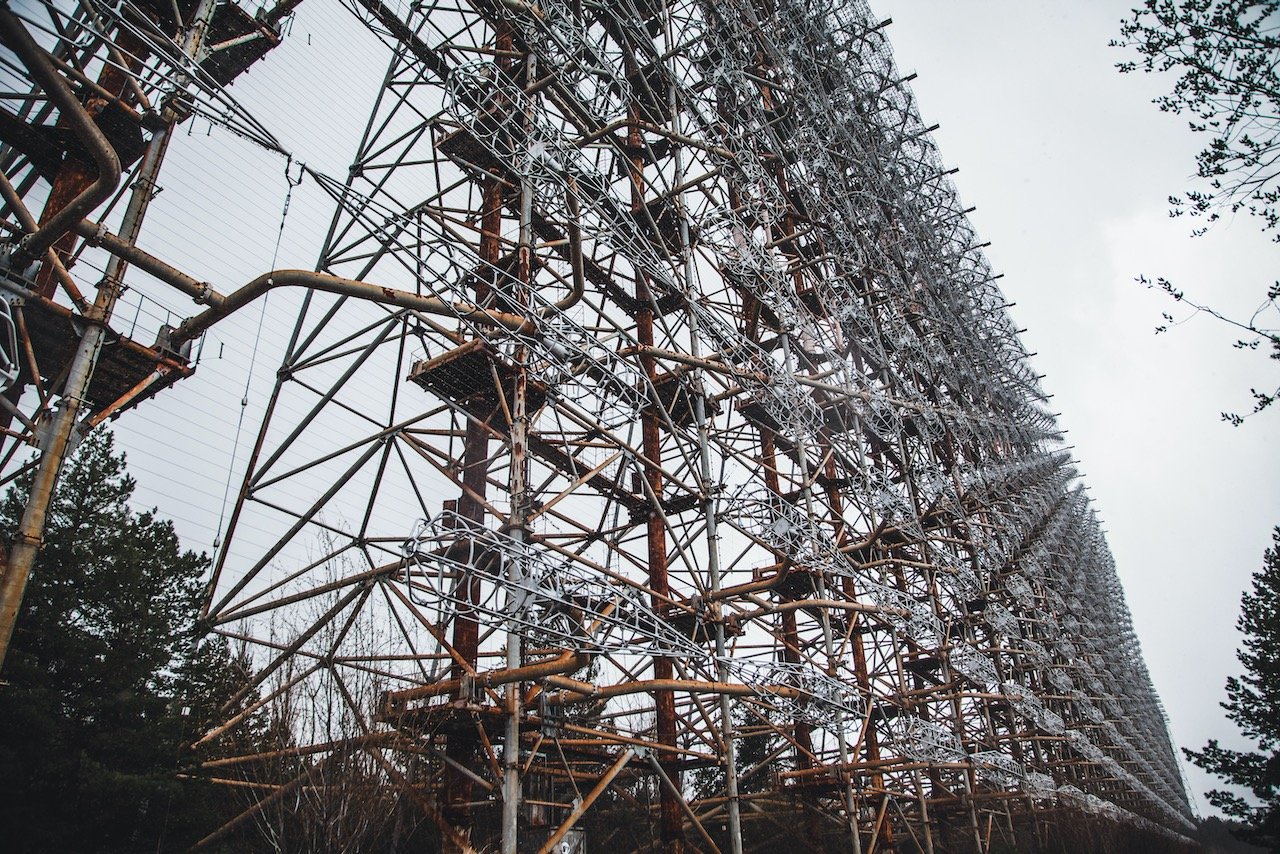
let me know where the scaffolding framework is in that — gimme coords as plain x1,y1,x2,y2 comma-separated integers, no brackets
0,0,1197,851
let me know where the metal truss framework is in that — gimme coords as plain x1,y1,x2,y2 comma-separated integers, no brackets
0,0,1197,851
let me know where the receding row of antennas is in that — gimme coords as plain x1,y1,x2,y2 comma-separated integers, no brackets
408,0,1186,828
423,61,1056,480
401,505,1189,828
7,0,1190,837
35,0,1045,455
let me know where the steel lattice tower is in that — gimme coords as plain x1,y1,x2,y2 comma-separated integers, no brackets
0,0,1197,851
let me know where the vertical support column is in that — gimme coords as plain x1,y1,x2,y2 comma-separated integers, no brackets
627,90,685,850
500,44,537,851
780,333,862,854
638,245,684,853
663,4,743,844
913,769,937,854
442,219,492,854
443,25,514,850
0,125,165,668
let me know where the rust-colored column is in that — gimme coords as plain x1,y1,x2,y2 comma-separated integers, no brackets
639,303,683,851
628,98,685,852
31,29,149,298
441,26,513,851
758,427,816,764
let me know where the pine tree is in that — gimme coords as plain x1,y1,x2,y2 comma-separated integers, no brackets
0,429,249,851
1185,526,1280,850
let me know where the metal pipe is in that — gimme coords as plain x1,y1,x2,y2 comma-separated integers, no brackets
685,564,789,604
169,268,537,347
543,676,803,704
261,0,306,29
548,177,587,315
626,344,767,382
71,224,541,340
736,597,906,621
381,648,590,710
0,120,167,669
626,87,686,852
72,219,216,305
500,126,537,851
0,7,121,265
441,53,514,842
76,217,570,338
673,20,745,833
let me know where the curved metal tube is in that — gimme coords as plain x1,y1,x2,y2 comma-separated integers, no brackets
543,676,803,704
72,222,542,345
168,269,538,346
543,177,587,315
380,648,590,714
0,8,121,264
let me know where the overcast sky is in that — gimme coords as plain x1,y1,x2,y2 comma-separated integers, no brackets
876,0,1280,813
78,0,1280,819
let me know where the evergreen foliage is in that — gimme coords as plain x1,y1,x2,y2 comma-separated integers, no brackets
0,429,250,851
1185,526,1280,850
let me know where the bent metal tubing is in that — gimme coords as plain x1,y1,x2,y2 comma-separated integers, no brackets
168,269,540,346
71,221,559,345
0,7,121,265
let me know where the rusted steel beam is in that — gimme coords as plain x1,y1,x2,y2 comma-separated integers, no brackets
535,748,636,854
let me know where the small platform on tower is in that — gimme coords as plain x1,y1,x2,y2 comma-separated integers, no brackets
16,294,193,418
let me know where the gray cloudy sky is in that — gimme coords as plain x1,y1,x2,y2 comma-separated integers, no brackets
877,0,1280,813
85,0,1280,818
